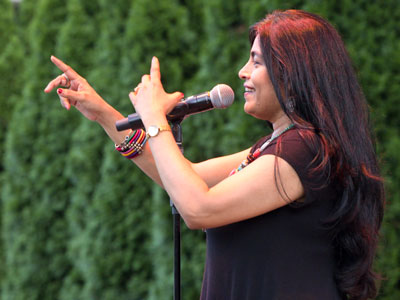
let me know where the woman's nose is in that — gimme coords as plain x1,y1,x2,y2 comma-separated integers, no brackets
238,61,250,80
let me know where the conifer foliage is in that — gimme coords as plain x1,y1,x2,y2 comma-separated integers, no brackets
2,0,69,299
0,0,399,299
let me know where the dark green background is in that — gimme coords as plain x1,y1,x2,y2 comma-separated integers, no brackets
0,0,398,299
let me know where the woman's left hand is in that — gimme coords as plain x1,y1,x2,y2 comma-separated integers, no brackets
129,57,184,127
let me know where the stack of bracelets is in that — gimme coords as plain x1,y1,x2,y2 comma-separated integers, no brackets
115,129,147,159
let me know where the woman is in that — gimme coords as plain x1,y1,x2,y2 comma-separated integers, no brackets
45,9,384,300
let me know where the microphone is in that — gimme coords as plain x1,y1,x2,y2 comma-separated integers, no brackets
115,84,235,131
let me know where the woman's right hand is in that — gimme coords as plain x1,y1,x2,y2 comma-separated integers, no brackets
44,56,108,122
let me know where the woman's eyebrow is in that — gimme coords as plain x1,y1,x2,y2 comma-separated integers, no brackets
251,50,262,60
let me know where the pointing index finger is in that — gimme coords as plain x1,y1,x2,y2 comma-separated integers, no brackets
150,56,161,83
50,55,80,81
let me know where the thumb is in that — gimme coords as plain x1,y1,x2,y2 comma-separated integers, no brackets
165,92,184,114
128,91,137,106
169,91,185,103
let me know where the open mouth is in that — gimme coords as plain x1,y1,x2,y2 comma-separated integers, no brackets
245,87,255,92
244,87,255,98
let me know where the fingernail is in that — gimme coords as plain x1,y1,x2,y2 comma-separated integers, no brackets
57,88,62,94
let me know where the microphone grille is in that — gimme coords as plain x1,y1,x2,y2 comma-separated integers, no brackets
210,84,234,109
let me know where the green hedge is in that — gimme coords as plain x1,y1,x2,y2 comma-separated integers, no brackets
0,0,398,299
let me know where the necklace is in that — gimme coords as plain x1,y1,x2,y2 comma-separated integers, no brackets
229,123,294,176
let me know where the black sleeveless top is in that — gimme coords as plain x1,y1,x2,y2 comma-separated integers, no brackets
200,129,344,300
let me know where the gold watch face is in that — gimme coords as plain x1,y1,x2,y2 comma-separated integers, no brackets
148,125,159,137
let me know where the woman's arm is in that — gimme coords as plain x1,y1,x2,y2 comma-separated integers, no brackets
191,149,250,187
142,128,304,229
131,57,305,229
44,56,247,187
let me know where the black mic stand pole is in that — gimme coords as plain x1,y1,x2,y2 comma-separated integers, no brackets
115,118,183,299
170,119,183,300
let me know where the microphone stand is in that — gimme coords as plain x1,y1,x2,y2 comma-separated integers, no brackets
115,118,183,299
170,119,183,300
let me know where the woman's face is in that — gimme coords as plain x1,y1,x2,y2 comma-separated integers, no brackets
238,35,284,123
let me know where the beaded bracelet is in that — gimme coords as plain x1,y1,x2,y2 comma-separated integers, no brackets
115,129,147,159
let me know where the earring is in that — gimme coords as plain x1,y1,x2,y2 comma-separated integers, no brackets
285,97,295,113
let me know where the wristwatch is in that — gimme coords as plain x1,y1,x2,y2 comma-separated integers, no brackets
146,125,171,139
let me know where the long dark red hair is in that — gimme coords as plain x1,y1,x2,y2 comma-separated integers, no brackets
250,10,385,300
